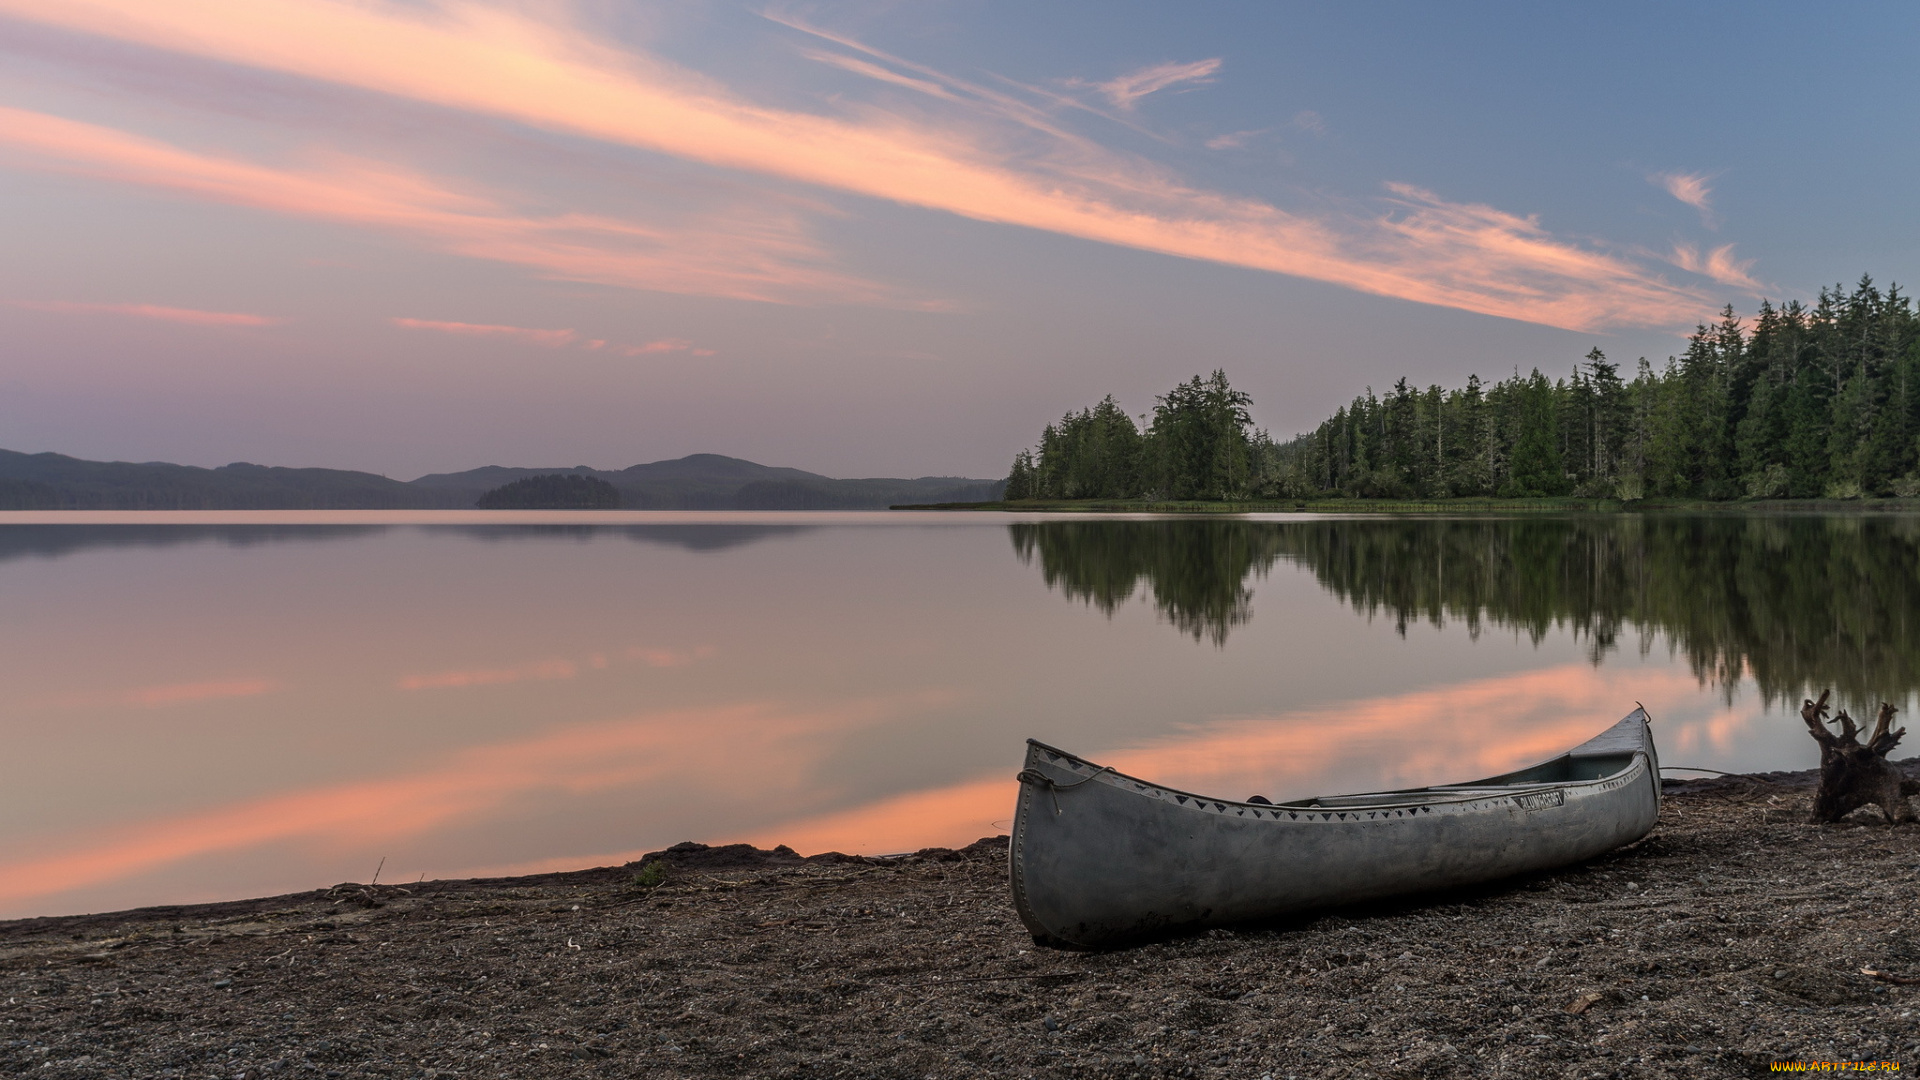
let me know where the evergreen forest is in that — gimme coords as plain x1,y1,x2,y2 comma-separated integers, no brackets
1005,277,1920,502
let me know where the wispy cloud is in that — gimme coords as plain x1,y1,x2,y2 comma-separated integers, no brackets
1092,59,1222,110
0,105,910,307
803,49,958,101
1669,243,1763,291
621,339,712,357
27,676,281,711
7,298,278,326
0,1,1715,330
1653,171,1717,227
391,317,714,356
1204,128,1267,151
391,317,576,346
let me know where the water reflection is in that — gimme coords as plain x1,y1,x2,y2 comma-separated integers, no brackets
0,695,932,911
1013,514,1920,705
0,524,383,563
1010,520,1285,645
1,512,1895,918
0,521,817,564
430,523,816,552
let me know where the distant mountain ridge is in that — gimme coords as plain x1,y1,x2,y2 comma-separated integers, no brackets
0,450,1003,510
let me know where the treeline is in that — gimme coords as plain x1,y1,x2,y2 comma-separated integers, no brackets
1288,277,1920,500
1007,276,1920,502
1003,371,1264,500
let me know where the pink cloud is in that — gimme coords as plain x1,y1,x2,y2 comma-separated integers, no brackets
0,1,1714,330
1658,169,1720,213
1670,243,1763,291
621,338,693,356
391,317,576,346
1091,58,1222,110
8,298,277,326
23,677,280,712
804,49,960,101
0,106,909,307
1204,129,1266,151
389,318,710,356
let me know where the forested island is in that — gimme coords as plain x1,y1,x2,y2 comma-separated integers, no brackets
999,276,1920,505
475,473,621,509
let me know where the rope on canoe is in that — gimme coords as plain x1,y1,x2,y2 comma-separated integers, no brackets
1017,767,1114,815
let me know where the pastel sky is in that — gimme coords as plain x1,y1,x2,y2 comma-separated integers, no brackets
0,2,1914,478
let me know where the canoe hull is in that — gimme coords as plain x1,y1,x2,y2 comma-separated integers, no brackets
1010,710,1659,947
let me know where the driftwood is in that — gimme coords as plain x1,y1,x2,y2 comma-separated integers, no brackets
1801,689,1920,823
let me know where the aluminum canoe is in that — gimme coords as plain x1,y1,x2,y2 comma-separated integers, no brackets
1010,708,1660,947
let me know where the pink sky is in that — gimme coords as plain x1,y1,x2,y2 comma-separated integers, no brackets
0,1,1901,476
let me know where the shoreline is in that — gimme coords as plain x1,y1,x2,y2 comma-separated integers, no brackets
895,497,1920,514
7,765,1920,1077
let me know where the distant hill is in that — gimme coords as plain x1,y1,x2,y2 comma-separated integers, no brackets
410,453,1001,509
0,450,458,510
0,450,1002,510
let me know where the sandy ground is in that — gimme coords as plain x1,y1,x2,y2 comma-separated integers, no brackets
5,768,1919,1079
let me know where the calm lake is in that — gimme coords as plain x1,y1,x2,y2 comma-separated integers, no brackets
3,510,1914,919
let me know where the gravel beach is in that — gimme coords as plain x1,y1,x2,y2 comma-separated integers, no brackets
5,767,1918,1079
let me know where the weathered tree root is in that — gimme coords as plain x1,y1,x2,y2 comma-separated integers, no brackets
1802,689,1920,823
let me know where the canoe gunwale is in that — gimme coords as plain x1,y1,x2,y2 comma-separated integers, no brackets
1017,742,1647,816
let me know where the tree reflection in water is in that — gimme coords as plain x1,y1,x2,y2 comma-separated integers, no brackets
1011,520,1288,647
1010,514,1920,705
